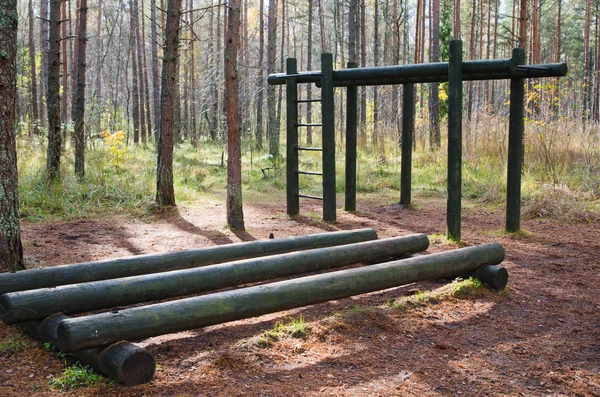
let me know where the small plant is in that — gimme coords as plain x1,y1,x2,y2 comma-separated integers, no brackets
258,316,308,347
451,277,486,299
44,342,66,358
101,129,128,169
0,333,27,357
48,362,110,391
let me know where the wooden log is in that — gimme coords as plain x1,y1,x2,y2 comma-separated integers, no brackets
19,314,155,386
56,243,505,352
0,228,377,295
1,235,430,324
467,264,509,290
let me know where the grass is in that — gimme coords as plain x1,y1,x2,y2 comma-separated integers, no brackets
15,112,600,222
0,333,28,357
48,361,112,391
258,316,308,347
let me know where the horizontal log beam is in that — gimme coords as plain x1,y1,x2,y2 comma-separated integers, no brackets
1,235,429,324
55,243,505,352
0,228,377,295
19,314,155,386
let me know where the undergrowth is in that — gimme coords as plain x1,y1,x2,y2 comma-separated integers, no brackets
258,316,308,347
16,113,599,222
48,361,112,391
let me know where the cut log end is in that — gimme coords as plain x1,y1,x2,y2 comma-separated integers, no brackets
470,264,508,290
100,342,156,386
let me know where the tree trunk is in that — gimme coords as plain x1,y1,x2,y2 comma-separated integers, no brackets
348,0,357,63
71,0,79,120
151,0,160,140
454,0,460,39
156,0,180,207
140,0,153,142
306,0,313,145
266,0,278,158
429,0,440,149
133,0,147,142
74,0,88,178
188,0,197,145
318,0,326,52
583,0,591,122
0,0,24,272
46,0,62,182
359,0,366,143
28,0,40,133
255,0,265,148
61,0,68,124
225,0,245,230
40,0,50,124
519,0,527,49
129,1,141,144
467,0,476,120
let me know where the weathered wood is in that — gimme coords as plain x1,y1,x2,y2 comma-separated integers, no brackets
56,243,505,352
1,235,429,324
467,264,508,290
506,48,526,232
400,84,414,205
0,229,377,296
345,62,358,212
286,58,299,216
321,53,336,222
19,314,155,386
447,40,463,241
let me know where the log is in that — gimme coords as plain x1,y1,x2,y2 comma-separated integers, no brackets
56,243,505,352
467,264,508,290
1,234,430,324
0,228,377,295
19,314,155,386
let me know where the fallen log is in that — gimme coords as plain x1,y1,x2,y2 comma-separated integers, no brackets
19,314,155,386
0,228,377,295
467,264,508,290
1,234,429,324
56,243,505,352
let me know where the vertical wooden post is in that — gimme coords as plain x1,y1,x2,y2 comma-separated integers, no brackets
506,48,525,232
447,40,463,241
400,84,414,205
286,58,299,216
321,53,336,222
345,62,358,212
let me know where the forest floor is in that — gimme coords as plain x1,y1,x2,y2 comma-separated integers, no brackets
1,192,599,396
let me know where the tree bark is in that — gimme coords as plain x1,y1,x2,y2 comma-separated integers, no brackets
306,0,313,145
454,0,460,39
61,0,68,124
0,0,24,272
225,0,245,230
266,0,278,158
372,0,378,145
429,0,440,149
46,0,62,182
156,0,180,207
129,1,141,144
359,0,366,143
348,0,357,63
519,0,527,49
28,0,39,133
255,0,265,148
74,0,88,178
133,0,147,142
40,0,49,124
151,0,160,140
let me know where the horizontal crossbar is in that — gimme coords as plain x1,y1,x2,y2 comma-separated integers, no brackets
296,99,322,103
296,147,323,152
296,123,323,127
297,171,323,176
297,194,324,200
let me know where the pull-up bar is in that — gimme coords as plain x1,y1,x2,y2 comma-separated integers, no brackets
269,40,567,241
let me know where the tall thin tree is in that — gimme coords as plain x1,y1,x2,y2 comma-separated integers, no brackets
266,0,278,158
255,0,265,147
28,0,40,133
74,0,88,178
225,0,245,230
46,0,62,181
429,0,441,148
156,0,181,206
0,0,24,272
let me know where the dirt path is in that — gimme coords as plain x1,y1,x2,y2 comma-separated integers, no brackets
1,194,599,396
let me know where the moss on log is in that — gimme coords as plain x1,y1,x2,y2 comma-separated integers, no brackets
1,234,429,324
56,243,505,352
0,228,377,295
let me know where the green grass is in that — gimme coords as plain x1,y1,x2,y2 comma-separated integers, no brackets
0,333,28,357
48,362,112,391
258,316,308,347
15,117,600,222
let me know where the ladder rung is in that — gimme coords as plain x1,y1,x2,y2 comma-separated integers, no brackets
296,147,323,152
297,171,323,176
296,123,322,127
296,99,322,103
297,194,323,200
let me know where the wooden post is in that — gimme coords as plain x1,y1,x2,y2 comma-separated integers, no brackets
0,229,378,295
55,243,506,352
345,62,358,212
1,235,429,324
506,48,526,232
447,40,463,242
321,53,336,222
400,84,414,205
286,58,299,216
